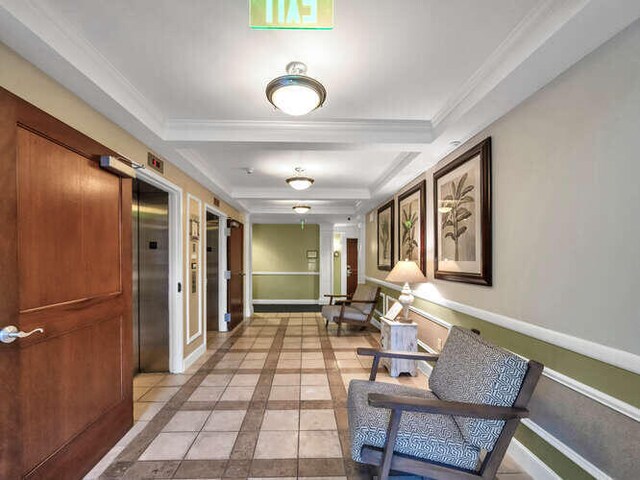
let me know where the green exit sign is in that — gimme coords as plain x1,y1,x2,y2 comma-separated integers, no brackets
250,0,334,30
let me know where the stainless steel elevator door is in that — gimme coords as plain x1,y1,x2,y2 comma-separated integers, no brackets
206,212,219,331
132,179,170,373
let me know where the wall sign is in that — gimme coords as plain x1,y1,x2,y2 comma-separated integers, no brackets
147,152,164,174
250,0,334,30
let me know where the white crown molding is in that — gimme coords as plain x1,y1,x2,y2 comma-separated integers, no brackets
431,0,590,132
175,148,239,205
164,118,433,145
248,206,356,215
0,0,166,136
252,271,319,276
370,152,421,197
252,299,319,304
232,188,371,201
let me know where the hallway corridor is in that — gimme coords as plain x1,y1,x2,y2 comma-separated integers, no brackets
86,314,530,480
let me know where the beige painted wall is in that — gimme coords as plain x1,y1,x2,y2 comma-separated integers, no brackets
0,42,244,360
367,20,640,356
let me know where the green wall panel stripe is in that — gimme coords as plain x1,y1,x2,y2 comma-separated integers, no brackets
374,284,640,408
253,275,318,300
333,252,341,294
371,281,638,480
515,425,594,480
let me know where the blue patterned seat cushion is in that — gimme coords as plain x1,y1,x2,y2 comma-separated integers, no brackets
428,327,528,452
348,380,480,471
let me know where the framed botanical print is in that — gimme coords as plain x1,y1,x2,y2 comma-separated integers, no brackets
397,180,426,274
377,199,395,270
434,137,492,285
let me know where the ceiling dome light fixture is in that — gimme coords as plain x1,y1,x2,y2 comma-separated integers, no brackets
286,167,314,191
266,61,327,116
293,204,311,214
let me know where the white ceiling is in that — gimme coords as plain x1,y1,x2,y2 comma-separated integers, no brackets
1,0,639,224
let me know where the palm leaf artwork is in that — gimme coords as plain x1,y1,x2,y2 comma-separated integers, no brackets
440,172,474,261
380,216,390,260
401,204,419,259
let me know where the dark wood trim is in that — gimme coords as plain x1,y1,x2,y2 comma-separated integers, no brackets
24,401,131,480
0,86,133,479
357,348,439,381
0,83,22,480
377,199,395,271
397,180,426,274
327,287,381,336
368,394,529,419
433,137,492,285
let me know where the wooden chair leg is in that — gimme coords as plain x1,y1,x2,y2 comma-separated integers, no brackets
379,409,402,480
337,319,342,337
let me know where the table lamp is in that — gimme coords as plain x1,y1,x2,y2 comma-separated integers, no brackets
385,259,427,323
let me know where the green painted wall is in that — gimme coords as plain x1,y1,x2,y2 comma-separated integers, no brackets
253,275,318,299
252,224,320,300
333,252,341,294
372,286,640,409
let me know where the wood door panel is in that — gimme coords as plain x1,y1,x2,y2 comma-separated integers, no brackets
227,221,243,330
21,314,124,472
1,87,132,480
17,128,121,312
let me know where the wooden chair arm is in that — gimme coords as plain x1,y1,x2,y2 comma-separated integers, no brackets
324,294,351,305
368,394,530,420
357,348,439,381
357,348,439,361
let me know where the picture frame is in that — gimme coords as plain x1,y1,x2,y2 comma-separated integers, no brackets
385,301,403,321
433,137,492,285
377,199,395,271
189,217,200,241
397,180,426,274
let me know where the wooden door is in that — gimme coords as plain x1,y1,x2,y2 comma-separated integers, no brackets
226,219,244,330
347,238,359,297
0,88,132,480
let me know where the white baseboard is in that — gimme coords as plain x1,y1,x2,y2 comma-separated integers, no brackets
182,342,206,372
507,438,561,480
252,299,320,304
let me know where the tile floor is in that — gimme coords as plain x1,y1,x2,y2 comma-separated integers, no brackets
85,313,531,479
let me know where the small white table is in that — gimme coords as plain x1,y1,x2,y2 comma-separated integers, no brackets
379,316,418,377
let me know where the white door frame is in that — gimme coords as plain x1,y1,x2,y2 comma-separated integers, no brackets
135,168,184,373
205,204,229,332
340,233,348,295
243,214,253,318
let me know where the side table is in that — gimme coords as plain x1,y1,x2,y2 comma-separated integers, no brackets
379,317,418,377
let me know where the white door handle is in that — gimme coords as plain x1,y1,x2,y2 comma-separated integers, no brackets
0,325,45,344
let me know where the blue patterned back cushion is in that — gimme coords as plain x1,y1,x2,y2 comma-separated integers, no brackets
429,327,528,451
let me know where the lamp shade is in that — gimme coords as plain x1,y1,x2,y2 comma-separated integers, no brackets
385,260,427,284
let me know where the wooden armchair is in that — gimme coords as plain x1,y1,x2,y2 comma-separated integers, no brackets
347,327,543,480
321,285,381,336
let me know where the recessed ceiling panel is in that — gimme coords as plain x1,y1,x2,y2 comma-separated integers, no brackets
44,0,539,121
